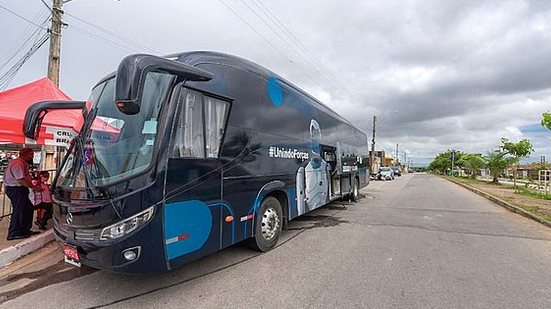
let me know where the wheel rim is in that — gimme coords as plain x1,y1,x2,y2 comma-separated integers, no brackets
261,207,280,240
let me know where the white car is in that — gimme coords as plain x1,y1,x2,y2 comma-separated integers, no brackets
377,167,395,180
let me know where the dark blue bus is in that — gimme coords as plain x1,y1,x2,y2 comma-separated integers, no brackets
24,52,369,273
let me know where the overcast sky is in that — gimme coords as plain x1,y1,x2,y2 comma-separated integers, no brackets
2,0,551,165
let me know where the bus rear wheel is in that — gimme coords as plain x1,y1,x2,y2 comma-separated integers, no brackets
248,196,283,252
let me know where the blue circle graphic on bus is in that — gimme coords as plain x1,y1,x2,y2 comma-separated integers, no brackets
267,77,283,107
164,200,212,260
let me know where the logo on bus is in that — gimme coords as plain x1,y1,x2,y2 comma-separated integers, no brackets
268,147,309,160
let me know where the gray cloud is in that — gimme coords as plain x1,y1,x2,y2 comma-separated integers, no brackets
1,0,551,165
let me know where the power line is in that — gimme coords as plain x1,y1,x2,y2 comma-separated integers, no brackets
39,0,53,11
253,0,351,92
69,24,140,54
238,0,302,57
251,0,347,92
0,33,50,89
4,8,50,57
0,3,159,86
0,4,49,30
64,12,161,54
217,0,292,61
1,33,50,85
0,10,49,73
0,5,49,89
253,1,336,76
0,26,46,72
245,0,341,90
237,0,338,90
219,0,351,98
217,0,325,89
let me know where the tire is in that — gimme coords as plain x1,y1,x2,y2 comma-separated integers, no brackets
248,196,283,252
351,179,360,202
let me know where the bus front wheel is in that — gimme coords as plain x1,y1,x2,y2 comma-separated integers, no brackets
248,196,283,252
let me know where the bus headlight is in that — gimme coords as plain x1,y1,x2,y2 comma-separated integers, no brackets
100,206,155,240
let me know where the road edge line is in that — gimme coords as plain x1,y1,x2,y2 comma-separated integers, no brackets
0,230,55,268
443,177,551,229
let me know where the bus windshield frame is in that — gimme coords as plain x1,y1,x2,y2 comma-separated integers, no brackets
56,73,174,190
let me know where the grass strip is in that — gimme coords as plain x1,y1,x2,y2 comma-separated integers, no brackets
444,176,551,222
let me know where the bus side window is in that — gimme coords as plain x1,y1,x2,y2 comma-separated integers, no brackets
204,96,229,158
173,90,204,158
172,90,230,159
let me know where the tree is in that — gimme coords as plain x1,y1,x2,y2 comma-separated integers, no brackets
428,152,449,174
501,138,534,188
428,150,464,175
541,112,551,130
459,153,486,179
485,151,516,184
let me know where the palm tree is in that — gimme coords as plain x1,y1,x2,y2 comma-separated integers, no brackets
459,154,486,179
485,151,516,184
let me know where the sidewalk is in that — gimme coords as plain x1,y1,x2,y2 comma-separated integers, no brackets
0,211,55,268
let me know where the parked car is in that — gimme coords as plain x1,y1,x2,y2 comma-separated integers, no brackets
378,167,395,180
392,166,402,177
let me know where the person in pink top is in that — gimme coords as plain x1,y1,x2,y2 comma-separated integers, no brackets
29,171,53,230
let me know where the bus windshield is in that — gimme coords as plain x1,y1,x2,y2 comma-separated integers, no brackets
56,73,173,189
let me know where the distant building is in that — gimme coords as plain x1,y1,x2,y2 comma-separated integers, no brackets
369,150,385,162
384,155,394,167
480,169,491,177
507,163,551,180
369,150,385,172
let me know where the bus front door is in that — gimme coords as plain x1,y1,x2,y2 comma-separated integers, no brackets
163,158,224,267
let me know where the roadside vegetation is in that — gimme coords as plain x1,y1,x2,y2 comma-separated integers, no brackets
428,137,551,222
428,137,533,185
446,176,551,222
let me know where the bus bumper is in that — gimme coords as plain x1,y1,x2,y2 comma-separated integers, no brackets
53,216,168,273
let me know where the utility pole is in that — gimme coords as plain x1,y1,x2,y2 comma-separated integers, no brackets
47,0,64,86
44,0,66,170
395,143,399,165
370,115,377,175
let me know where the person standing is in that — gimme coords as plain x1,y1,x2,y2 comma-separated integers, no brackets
3,148,40,240
29,171,53,230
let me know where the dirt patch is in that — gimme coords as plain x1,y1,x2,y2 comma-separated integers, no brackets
288,215,349,230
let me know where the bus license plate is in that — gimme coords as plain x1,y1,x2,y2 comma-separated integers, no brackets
63,244,81,267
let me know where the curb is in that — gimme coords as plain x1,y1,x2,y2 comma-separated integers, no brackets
444,177,551,229
0,230,54,268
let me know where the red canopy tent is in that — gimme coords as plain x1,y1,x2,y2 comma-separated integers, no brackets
0,77,118,146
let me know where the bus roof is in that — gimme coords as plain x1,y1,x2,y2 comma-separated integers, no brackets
96,51,366,137
174,51,365,136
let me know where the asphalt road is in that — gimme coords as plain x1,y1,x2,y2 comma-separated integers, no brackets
2,173,551,308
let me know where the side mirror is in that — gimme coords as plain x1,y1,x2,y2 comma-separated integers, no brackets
23,100,87,139
115,54,213,115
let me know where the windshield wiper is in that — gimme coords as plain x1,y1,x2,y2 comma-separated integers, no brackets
69,107,103,199
75,135,99,199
